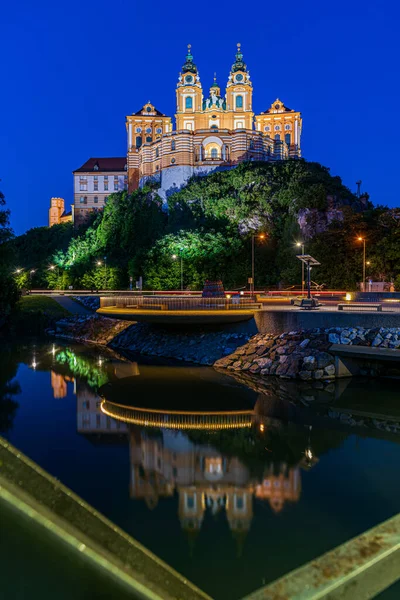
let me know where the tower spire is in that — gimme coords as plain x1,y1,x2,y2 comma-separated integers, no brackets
231,42,247,73
182,43,197,74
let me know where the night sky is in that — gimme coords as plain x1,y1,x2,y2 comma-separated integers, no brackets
2,0,399,235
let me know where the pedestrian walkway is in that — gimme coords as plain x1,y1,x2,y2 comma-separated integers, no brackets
51,295,93,315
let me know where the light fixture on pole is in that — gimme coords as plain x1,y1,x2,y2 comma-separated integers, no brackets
251,233,266,298
172,249,183,291
357,237,366,292
295,254,321,309
296,241,305,296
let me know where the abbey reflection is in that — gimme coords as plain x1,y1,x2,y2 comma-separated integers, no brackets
73,380,303,542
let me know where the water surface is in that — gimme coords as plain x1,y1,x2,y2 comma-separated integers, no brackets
1,340,399,600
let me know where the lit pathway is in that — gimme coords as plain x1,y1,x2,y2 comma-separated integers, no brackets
50,295,93,315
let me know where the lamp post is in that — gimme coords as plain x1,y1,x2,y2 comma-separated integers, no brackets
97,257,108,290
172,249,183,291
357,237,366,292
251,233,265,297
296,241,305,296
29,269,36,290
49,264,60,288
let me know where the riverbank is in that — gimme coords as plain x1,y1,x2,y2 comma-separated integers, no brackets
48,315,400,380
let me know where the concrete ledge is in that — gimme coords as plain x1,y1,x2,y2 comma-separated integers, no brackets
242,513,400,600
0,437,211,600
255,309,400,334
97,307,256,325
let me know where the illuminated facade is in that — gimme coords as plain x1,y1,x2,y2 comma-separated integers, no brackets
48,197,72,227
126,44,302,200
72,158,128,227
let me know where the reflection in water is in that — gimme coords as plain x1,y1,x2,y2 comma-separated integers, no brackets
74,376,304,541
2,341,400,600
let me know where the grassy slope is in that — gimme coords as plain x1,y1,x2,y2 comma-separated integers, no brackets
13,296,70,334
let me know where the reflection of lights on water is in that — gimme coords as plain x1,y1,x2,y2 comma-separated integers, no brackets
305,447,313,460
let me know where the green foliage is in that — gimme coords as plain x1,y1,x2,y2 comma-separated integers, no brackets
143,229,246,289
5,160,399,292
0,190,19,327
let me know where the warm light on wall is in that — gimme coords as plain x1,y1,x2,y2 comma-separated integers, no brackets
345,293,352,301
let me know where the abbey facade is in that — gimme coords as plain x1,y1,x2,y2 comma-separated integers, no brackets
68,45,302,226
126,44,302,200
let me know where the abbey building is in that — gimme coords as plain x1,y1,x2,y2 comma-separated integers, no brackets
126,44,302,200
68,44,302,226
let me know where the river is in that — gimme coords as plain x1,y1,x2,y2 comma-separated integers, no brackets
1,339,399,599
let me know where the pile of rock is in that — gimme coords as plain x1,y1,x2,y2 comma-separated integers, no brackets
72,296,100,311
49,315,130,345
215,327,400,380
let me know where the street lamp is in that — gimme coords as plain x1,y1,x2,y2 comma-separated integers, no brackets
357,237,366,292
49,264,61,288
29,269,36,290
296,241,305,296
172,249,183,291
97,257,108,289
251,233,266,297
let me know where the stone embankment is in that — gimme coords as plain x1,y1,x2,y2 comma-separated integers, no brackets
72,296,100,311
50,315,250,365
50,315,400,377
215,327,400,380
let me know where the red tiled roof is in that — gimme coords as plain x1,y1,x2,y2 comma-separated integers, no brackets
73,157,127,173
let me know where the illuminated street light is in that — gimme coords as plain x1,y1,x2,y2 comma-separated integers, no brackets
251,233,266,298
296,241,305,296
357,236,366,291
172,249,183,291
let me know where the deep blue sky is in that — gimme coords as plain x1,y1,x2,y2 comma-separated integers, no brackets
2,0,399,235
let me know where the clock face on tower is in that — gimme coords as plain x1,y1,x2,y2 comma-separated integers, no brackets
185,75,193,83
235,74,244,82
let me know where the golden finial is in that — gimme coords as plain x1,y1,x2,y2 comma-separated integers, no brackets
237,42,241,51
214,72,217,82
187,43,191,52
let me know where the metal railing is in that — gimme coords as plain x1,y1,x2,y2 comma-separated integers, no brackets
99,295,262,311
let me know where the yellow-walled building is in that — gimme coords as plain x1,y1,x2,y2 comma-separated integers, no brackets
126,44,302,200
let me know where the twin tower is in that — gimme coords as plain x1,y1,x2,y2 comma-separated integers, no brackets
126,44,302,200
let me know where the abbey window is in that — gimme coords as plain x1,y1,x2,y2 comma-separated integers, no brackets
185,96,193,109
236,95,243,108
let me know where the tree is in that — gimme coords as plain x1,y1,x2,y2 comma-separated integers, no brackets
0,190,19,328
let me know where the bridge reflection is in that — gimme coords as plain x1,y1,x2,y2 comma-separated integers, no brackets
100,400,254,431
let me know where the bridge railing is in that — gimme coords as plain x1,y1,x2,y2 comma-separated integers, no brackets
99,295,262,311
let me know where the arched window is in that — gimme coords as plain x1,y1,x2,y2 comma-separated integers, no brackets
185,96,193,109
155,147,159,158
285,133,291,146
136,136,142,148
275,134,281,141
211,148,218,159
171,140,176,151
236,95,243,108
210,124,218,130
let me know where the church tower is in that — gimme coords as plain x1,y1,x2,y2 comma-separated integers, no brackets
175,45,203,131
225,44,254,130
